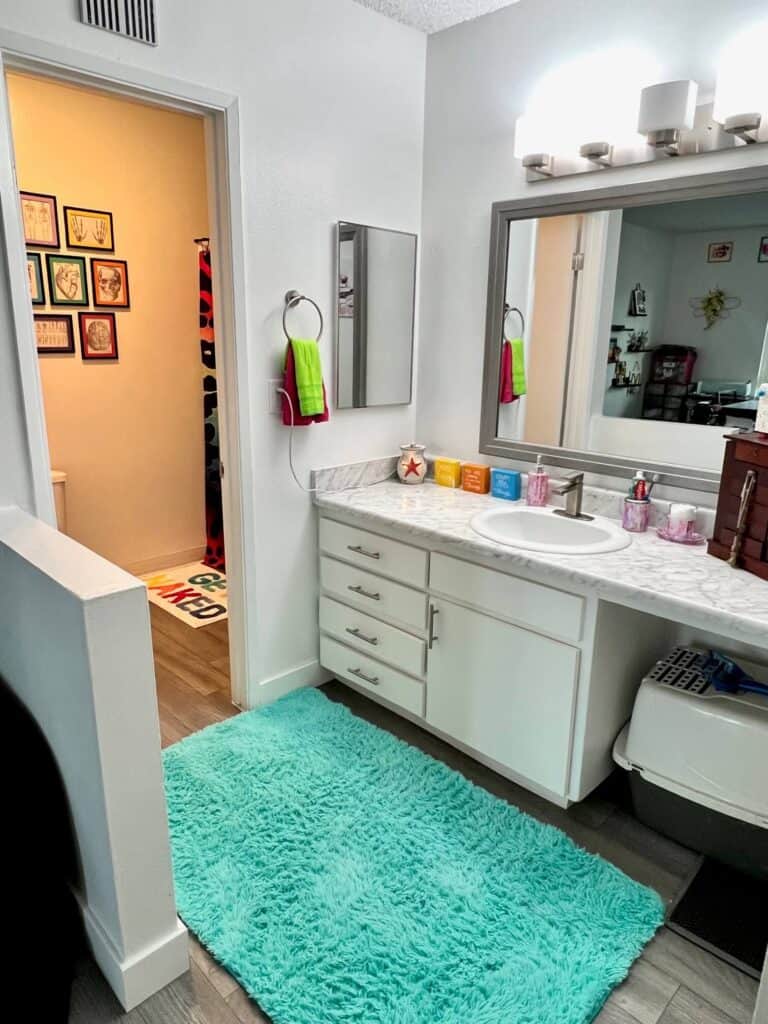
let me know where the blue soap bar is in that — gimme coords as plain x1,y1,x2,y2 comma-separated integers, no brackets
491,468,521,501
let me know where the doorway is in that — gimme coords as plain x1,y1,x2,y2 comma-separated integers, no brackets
4,69,243,740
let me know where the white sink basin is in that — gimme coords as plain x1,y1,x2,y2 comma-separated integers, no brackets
470,506,632,555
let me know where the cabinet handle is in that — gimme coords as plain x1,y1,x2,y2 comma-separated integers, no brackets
346,626,379,646
428,604,439,649
349,667,380,686
348,584,381,602
347,544,381,560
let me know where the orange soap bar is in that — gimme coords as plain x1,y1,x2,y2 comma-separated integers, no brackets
462,463,491,494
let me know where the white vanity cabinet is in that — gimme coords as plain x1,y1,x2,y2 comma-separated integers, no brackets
425,599,579,796
318,511,670,808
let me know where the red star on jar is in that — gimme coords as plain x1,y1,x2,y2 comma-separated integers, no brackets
404,457,422,478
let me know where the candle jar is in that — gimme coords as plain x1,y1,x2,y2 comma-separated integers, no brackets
397,443,427,485
667,503,697,540
622,498,650,533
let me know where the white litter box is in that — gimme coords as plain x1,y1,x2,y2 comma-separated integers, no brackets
613,647,768,879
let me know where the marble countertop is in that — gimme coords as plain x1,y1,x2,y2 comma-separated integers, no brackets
315,480,768,648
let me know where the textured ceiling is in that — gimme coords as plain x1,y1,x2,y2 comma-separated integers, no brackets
351,0,522,34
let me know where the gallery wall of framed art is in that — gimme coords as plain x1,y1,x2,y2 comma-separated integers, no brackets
7,69,211,571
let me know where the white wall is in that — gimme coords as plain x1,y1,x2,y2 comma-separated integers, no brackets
606,221,671,419
663,225,768,382
0,508,187,1009
416,0,768,481
0,1,426,700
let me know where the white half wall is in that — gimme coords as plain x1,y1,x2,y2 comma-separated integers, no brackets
416,0,768,476
0,1,426,703
0,507,187,1010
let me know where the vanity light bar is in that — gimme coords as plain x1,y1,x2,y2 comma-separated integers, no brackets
520,79,767,182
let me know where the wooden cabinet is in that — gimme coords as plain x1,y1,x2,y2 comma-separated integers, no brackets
426,598,578,795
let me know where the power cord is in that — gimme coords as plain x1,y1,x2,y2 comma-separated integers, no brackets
277,387,321,493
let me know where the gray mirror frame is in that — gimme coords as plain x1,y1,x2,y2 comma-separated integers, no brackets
335,220,418,410
479,164,768,493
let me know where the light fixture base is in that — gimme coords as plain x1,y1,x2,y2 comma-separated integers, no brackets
522,153,554,180
723,112,762,144
579,141,613,167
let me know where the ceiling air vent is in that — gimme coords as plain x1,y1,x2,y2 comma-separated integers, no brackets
80,0,157,46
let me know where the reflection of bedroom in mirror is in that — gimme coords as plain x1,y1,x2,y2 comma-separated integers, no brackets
336,221,417,409
490,187,768,476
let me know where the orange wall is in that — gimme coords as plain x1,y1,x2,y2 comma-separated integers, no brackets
8,72,209,573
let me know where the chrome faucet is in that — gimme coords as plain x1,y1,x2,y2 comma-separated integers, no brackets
553,473,593,521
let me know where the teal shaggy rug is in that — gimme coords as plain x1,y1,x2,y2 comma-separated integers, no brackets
163,688,663,1024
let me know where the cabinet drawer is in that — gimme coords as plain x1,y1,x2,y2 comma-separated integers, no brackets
430,552,583,643
320,597,425,677
320,517,428,588
320,556,427,632
321,635,425,717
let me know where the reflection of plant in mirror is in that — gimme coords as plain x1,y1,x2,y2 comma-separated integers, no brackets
689,287,741,330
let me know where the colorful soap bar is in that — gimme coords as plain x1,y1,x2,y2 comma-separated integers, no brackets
462,463,491,494
491,467,521,501
434,457,462,488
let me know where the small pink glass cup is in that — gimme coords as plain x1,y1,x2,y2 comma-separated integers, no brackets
622,498,650,533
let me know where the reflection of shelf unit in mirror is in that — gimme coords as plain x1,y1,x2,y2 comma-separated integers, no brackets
610,381,641,390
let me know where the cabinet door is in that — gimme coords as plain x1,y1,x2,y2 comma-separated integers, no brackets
426,599,579,797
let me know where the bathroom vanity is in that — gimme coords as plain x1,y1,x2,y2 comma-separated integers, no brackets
315,480,768,808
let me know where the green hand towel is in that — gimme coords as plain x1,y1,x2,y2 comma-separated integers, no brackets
290,338,325,416
511,337,527,397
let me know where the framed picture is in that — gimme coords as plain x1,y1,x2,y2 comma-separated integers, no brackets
63,206,115,251
34,314,74,355
91,258,130,308
708,241,733,263
759,236,768,263
46,253,89,306
26,252,45,306
20,191,59,248
79,311,118,360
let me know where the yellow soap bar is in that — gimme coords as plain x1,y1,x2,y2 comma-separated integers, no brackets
462,463,491,494
434,457,462,488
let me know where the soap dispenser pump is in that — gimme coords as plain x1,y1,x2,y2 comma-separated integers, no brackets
526,455,549,507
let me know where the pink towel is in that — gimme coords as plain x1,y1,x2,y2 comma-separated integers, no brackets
499,340,515,403
281,344,329,426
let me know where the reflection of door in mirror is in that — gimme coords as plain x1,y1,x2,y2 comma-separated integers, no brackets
336,221,417,409
498,214,583,447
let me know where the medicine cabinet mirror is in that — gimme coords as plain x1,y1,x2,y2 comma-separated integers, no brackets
479,168,768,491
336,221,417,409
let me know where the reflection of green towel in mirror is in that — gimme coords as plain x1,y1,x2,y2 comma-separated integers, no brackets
510,338,527,397
290,338,325,416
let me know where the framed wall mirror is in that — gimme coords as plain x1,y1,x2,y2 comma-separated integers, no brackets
479,167,768,491
336,221,417,409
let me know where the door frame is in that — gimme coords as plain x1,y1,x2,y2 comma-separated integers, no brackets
0,29,254,709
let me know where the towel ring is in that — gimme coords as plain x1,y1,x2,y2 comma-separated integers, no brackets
283,290,324,343
503,304,525,340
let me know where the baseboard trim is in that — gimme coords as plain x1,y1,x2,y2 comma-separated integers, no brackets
122,547,208,577
254,658,331,707
78,894,189,1011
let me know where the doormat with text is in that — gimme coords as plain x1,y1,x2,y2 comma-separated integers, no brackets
141,562,227,629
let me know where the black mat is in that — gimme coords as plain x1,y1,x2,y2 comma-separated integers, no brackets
669,858,768,978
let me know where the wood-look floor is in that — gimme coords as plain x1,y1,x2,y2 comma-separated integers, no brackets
149,604,238,747
69,673,759,1024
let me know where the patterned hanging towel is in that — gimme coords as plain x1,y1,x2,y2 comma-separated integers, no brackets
199,247,226,573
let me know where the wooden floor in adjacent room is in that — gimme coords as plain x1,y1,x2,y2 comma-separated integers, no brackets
149,604,239,747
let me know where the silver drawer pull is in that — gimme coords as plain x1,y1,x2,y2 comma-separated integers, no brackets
348,584,381,602
346,626,379,646
349,667,380,686
347,544,381,560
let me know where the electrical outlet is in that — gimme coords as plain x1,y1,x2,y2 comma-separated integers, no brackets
267,379,283,415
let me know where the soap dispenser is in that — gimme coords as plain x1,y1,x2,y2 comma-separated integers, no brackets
526,455,549,507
